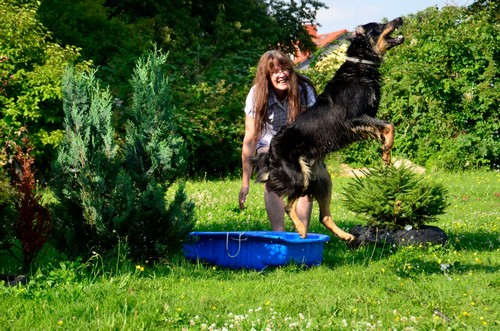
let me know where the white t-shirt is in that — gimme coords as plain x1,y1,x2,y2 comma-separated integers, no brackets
244,83,316,150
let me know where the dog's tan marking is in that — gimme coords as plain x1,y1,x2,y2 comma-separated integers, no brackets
351,126,380,140
289,161,354,242
260,172,270,182
298,156,311,190
286,197,307,238
381,123,395,164
351,124,394,165
376,23,397,55
322,216,355,241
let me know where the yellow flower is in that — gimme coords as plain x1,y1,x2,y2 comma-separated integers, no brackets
57,319,63,325
136,265,144,272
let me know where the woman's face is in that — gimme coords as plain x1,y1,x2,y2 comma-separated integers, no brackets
269,62,290,93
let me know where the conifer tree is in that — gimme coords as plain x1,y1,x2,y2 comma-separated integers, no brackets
51,50,194,258
342,165,448,230
116,49,194,258
51,67,119,255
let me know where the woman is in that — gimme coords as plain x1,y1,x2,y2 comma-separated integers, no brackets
239,50,317,232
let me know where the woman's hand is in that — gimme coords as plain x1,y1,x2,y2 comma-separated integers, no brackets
239,186,249,209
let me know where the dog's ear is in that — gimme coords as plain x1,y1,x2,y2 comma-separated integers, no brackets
347,26,365,40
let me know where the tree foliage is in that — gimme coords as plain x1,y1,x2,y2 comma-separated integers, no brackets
0,0,91,170
380,2,499,170
36,0,326,176
0,134,17,252
267,0,326,54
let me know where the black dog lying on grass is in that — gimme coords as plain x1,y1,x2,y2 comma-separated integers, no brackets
253,17,404,242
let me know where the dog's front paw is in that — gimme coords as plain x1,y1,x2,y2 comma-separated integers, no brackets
297,229,308,239
382,151,392,165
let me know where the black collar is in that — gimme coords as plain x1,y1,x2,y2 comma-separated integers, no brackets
345,57,380,65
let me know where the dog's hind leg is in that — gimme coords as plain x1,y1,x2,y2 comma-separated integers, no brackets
380,123,395,165
318,200,355,242
285,197,308,238
351,117,395,165
314,168,355,242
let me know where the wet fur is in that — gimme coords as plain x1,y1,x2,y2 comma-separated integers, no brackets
253,18,404,241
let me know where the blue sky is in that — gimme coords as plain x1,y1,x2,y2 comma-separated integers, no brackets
315,0,472,34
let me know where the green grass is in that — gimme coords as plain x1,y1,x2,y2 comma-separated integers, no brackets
1,169,499,330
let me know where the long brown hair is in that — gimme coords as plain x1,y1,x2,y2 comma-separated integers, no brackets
251,50,316,140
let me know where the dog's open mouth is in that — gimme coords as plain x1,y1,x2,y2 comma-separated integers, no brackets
385,18,405,48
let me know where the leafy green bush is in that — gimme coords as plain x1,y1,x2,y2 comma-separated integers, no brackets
379,2,499,170
51,50,194,259
342,165,448,229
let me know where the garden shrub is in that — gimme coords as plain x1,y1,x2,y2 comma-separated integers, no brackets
51,49,194,259
171,50,258,177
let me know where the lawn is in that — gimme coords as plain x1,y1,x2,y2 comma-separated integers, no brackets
0,168,498,330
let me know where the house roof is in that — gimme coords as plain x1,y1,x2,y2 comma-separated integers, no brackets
294,25,349,65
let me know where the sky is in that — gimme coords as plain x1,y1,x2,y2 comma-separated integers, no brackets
315,0,473,34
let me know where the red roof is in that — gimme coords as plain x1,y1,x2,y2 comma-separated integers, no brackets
294,25,349,64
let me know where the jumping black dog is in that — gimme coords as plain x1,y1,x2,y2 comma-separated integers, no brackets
253,18,404,241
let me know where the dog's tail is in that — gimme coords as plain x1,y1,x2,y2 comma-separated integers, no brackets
250,153,270,183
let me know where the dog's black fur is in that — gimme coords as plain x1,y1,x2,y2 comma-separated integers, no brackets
253,18,404,241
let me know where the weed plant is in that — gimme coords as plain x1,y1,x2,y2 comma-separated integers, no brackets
0,167,499,330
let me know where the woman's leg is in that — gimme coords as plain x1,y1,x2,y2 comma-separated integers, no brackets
296,195,313,232
263,182,313,232
258,147,312,232
264,185,286,231
258,146,286,231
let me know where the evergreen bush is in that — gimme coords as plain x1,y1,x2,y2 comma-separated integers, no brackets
342,165,448,230
51,50,194,259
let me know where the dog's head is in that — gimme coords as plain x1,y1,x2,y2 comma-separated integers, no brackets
351,17,404,57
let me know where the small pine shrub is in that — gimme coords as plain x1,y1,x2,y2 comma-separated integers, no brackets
342,164,448,230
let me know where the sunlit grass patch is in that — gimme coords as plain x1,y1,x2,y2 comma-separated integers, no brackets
1,170,499,330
